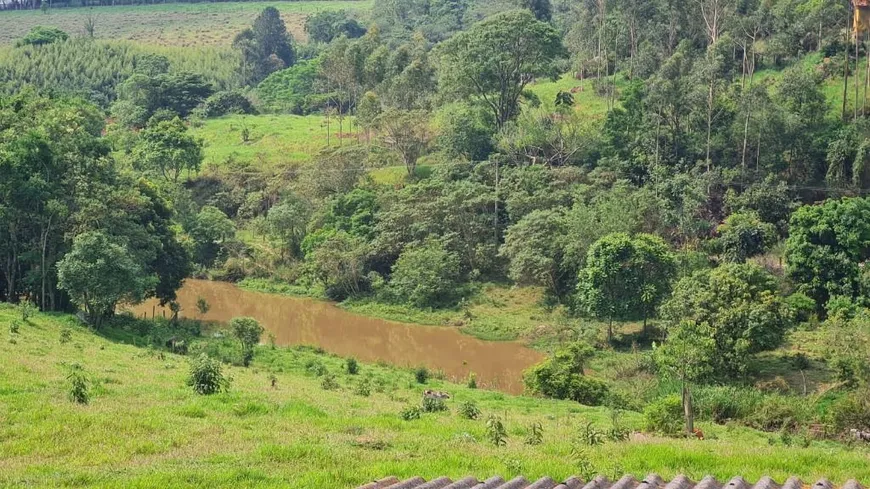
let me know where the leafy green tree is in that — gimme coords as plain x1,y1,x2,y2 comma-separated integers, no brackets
230,317,264,367
500,209,567,296
520,0,552,21
256,59,321,114
661,263,794,378
131,117,203,182
654,320,716,434
433,103,495,161
235,7,296,85
305,10,366,43
265,198,309,260
375,108,431,176
716,211,777,263
307,230,368,300
389,239,461,308
437,10,565,128
16,26,68,47
113,72,213,127
785,198,870,311
57,232,155,327
187,206,236,268
576,233,676,341
524,342,609,405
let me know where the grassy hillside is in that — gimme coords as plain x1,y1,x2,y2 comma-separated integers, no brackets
194,113,341,168
0,1,372,47
3,305,870,487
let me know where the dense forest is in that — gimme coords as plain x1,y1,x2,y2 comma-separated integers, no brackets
5,0,870,443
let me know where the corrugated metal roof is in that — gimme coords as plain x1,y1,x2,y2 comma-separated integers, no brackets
354,474,865,489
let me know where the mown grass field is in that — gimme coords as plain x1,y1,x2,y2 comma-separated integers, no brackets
2,305,870,487
193,113,339,168
0,0,372,47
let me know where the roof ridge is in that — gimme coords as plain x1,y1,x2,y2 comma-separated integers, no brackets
354,475,866,489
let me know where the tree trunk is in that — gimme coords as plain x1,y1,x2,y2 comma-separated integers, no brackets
844,13,851,121
682,382,694,435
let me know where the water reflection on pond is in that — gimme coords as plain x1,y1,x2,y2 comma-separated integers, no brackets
129,279,543,394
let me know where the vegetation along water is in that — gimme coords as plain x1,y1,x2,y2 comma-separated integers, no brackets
6,0,870,486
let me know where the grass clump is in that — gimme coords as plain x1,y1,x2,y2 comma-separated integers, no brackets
421,396,447,413
320,374,339,391
525,422,543,445
187,353,229,395
9,320,20,335
346,357,359,375
485,415,507,447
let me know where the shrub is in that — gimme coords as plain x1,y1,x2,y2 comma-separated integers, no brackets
353,378,371,397
747,395,808,432
643,395,684,436
485,415,507,447
305,359,328,376
9,320,20,335
230,317,263,367
17,26,69,47
60,329,72,344
19,299,36,322
695,386,760,423
524,342,610,406
422,396,448,413
194,90,255,118
786,292,816,323
66,364,90,405
346,357,359,375
320,374,340,391
830,390,870,433
414,367,429,384
389,240,462,308
525,422,543,445
187,354,229,395
458,400,481,420
607,409,630,441
466,372,477,389
401,405,422,421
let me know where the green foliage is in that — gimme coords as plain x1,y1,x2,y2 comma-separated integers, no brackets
66,363,90,405
389,240,462,308
466,372,477,389
525,422,543,445
57,232,156,327
499,209,567,295
306,230,368,301
785,198,870,311
579,421,604,446
433,103,495,161
16,26,68,47
234,7,296,85
661,263,794,379
196,297,210,317
59,329,72,344
576,233,676,338
346,357,359,375
195,90,255,118
187,353,229,395
437,10,565,127
255,59,322,114
9,320,20,335
485,415,508,447
230,317,263,367
353,377,371,397
131,117,203,182
458,400,481,420
421,396,448,413
716,211,778,263
524,342,609,406
400,405,422,421
320,373,340,390
18,299,36,322
304,10,366,43
643,395,684,436
830,390,870,433
113,71,213,127
414,367,429,384
186,206,236,268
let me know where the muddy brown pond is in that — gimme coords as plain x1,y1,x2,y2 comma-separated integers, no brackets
128,279,543,394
